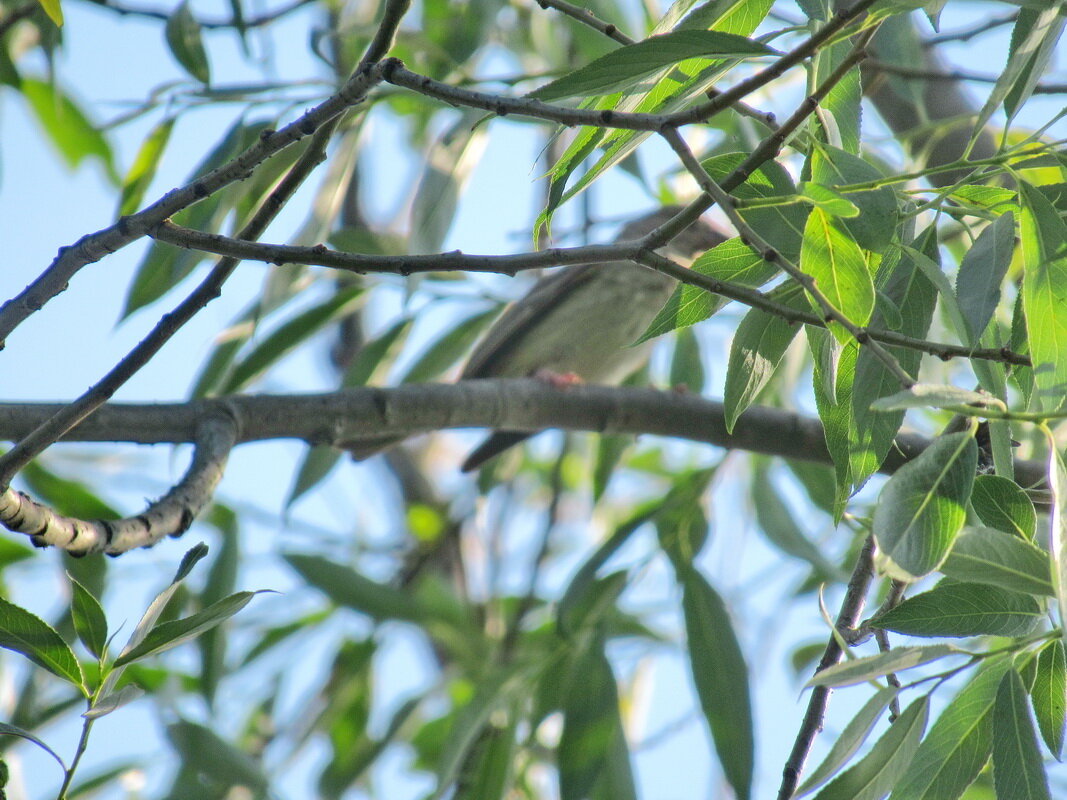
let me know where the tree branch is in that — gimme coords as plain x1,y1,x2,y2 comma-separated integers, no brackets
0,382,1048,491
0,412,236,556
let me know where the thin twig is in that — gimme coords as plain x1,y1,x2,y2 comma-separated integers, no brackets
83,0,316,28
924,11,1019,45
869,59,1067,94
535,0,634,45
777,534,878,800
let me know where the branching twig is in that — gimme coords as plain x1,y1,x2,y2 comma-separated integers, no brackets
868,59,1067,94
535,0,634,45
0,412,237,555
83,0,316,28
150,220,1030,368
777,534,878,800
924,11,1019,46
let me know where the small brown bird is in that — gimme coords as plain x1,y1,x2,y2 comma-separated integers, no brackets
458,207,725,470
351,206,726,470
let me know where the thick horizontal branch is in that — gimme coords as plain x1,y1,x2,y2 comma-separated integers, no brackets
0,382,1046,490
152,220,1031,368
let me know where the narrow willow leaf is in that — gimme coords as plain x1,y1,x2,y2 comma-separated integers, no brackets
222,286,365,393
117,117,175,217
889,655,1013,800
654,468,716,572
811,330,859,519
115,590,263,666
871,582,1043,638
813,696,928,800
992,670,1051,800
807,646,959,689
811,145,897,252
1020,182,1067,411
669,325,705,392
401,307,500,383
35,0,62,25
83,684,145,720
453,712,519,800
682,569,753,800
0,721,66,770
940,526,1053,596
0,596,84,690
872,384,1001,413
286,445,342,508
801,208,875,342
286,553,422,622
1003,7,1067,121
797,687,899,796
1049,442,1067,648
799,182,860,216
165,0,211,83
971,474,1037,540
69,575,108,659
167,719,269,795
639,238,765,341
558,643,634,800
531,30,776,101
1029,640,1066,758
723,284,805,431
956,211,1016,343
21,79,116,181
873,432,977,581
341,316,412,387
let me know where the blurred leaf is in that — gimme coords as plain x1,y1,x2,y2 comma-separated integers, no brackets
317,639,376,799
1020,181,1067,411
991,670,1051,800
654,467,715,572
559,571,628,639
35,0,62,26
83,683,145,720
955,211,1015,343
453,712,518,800
870,582,1042,638
198,510,239,704
69,576,108,659
1003,8,1066,123
940,526,1053,596
1049,442,1067,650
21,461,120,519
889,656,1013,800
531,30,776,101
797,686,899,796
167,719,268,796
287,445,342,508
222,286,365,392
682,569,752,800
0,596,84,690
970,475,1037,541
402,306,500,383
669,325,705,391
286,553,422,622
813,696,928,800
872,384,1002,413
872,432,977,581
1029,639,1066,758
21,79,116,182
808,646,959,689
559,640,636,800
117,117,175,217
116,591,262,666
592,434,632,502
165,1,211,84
342,316,412,387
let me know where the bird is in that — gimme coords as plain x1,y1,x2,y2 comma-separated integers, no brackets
458,206,725,471
349,206,726,470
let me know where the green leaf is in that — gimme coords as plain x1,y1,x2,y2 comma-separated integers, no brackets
811,145,897,252
955,211,1016,343
341,317,412,387
654,467,716,572
531,30,777,101
800,208,875,341
807,646,959,689
21,79,116,182
1003,8,1066,122
799,182,860,216
640,237,778,342
1029,640,1066,758
813,695,928,800
992,669,1051,800
222,286,365,393
723,283,805,431
1020,181,1067,411
870,582,1043,638
682,569,753,800
452,711,518,800
0,720,66,770
287,445,342,508
559,641,636,800
1049,441,1067,649
167,719,269,796
0,596,84,690
285,553,421,622
401,307,500,383
796,686,899,796
669,325,705,391
165,0,211,84
35,0,63,25
83,683,145,720
971,474,1037,541
872,384,1003,413
117,117,175,217
940,526,1053,596
889,655,1013,800
69,576,108,659
115,590,261,666
873,432,977,581
21,460,120,519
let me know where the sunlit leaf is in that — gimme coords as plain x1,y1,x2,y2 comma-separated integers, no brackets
811,145,897,252
807,646,959,689
800,208,874,342
69,575,108,660
940,526,1053,596
0,596,84,690
117,117,176,217
21,79,116,182
871,582,1043,638
970,474,1037,540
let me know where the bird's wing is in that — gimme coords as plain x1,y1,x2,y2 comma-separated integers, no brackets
461,263,601,378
